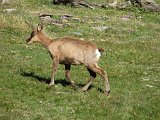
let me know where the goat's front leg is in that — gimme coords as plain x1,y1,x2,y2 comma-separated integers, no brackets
65,64,76,86
49,57,59,85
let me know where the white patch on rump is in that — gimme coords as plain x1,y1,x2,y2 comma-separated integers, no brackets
95,49,101,59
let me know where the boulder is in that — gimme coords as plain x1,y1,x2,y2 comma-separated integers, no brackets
109,0,160,12
52,0,94,9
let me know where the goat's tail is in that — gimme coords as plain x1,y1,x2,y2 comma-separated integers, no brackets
98,48,104,53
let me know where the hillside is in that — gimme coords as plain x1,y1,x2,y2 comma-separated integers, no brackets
0,0,160,119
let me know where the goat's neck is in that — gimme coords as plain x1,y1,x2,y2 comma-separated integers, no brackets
37,32,52,48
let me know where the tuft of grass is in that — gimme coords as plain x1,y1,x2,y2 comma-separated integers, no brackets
0,0,160,120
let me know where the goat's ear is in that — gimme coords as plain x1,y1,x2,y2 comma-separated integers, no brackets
37,23,44,31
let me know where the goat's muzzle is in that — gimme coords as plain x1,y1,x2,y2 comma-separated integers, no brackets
26,37,32,44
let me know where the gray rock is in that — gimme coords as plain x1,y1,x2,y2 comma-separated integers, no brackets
93,16,110,21
38,13,70,27
72,31,83,36
1,0,9,4
121,16,132,21
3,8,16,13
61,14,73,19
92,26,109,31
38,13,53,18
72,17,81,22
40,16,53,23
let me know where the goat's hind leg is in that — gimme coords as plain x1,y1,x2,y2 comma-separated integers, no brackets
89,64,110,96
65,64,76,86
81,68,96,91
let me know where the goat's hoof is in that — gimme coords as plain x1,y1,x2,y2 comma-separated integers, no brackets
49,82,55,86
105,90,110,96
81,87,88,92
70,83,76,87
74,85,80,91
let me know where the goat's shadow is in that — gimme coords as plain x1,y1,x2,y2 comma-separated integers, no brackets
20,70,102,92
20,71,70,87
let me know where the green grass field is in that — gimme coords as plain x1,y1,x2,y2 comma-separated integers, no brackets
0,0,160,119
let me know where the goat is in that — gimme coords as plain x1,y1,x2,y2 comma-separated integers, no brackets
26,23,110,96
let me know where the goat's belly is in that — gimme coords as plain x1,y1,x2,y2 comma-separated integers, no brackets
59,58,83,65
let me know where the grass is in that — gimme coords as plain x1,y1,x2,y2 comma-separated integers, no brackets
0,0,160,120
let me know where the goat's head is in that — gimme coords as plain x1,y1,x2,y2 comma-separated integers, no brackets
26,22,44,44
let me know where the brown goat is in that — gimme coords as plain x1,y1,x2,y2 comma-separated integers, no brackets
26,23,110,96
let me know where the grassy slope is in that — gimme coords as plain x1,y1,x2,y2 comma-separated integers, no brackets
0,0,160,120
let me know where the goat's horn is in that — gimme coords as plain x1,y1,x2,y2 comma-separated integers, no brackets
25,21,34,30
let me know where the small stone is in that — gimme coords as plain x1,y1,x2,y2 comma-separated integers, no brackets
61,14,73,19
145,84,154,88
72,31,83,36
109,1,117,7
93,16,107,21
121,15,134,21
121,17,130,21
72,17,81,22
38,13,52,18
51,22,64,27
1,0,9,4
92,26,109,31
141,77,150,81
101,4,109,8
3,8,16,13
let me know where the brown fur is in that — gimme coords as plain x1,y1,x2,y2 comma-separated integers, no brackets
26,24,110,96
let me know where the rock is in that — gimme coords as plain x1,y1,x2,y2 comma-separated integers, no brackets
61,14,73,19
72,17,81,22
93,16,110,21
38,13,53,18
52,0,94,9
39,15,53,23
51,21,65,27
1,0,9,4
72,31,83,36
38,13,71,27
3,8,16,13
100,4,109,9
92,26,109,31
108,1,117,7
79,2,94,9
145,84,154,88
121,15,134,21
53,0,84,6
141,0,160,12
